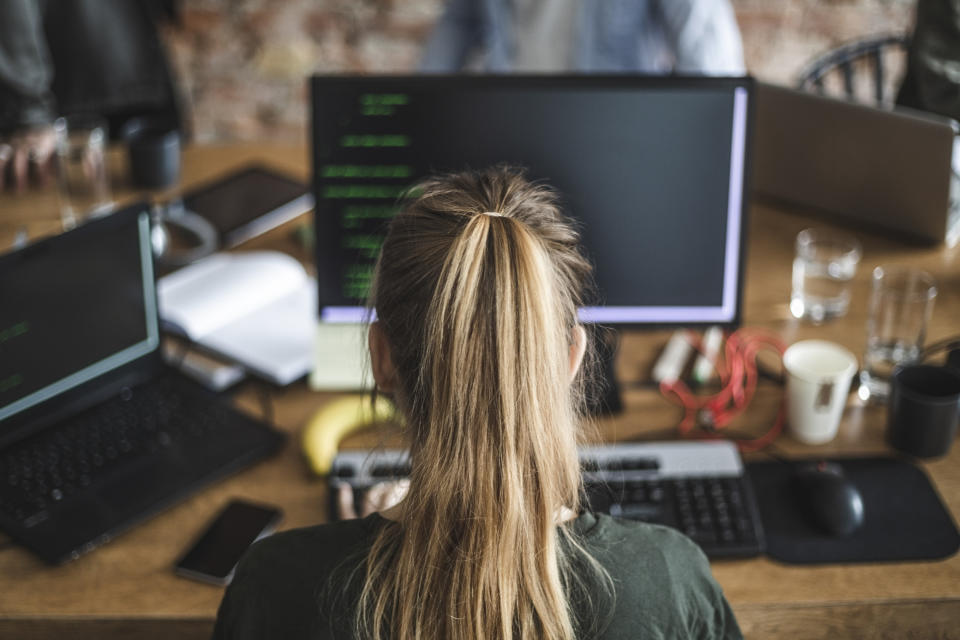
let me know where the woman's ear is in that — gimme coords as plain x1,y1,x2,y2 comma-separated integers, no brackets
569,324,587,382
369,322,398,393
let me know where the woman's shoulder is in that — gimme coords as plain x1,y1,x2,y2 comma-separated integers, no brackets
575,514,742,639
584,512,717,585
239,514,383,579
212,515,384,640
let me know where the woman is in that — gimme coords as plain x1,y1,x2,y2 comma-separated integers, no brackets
213,167,742,639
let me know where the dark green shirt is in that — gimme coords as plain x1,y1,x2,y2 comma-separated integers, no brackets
213,512,742,639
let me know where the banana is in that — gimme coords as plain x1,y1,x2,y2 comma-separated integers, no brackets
301,394,397,476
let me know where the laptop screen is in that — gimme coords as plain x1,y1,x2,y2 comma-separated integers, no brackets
0,207,159,425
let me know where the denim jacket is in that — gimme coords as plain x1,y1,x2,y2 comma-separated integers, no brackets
420,0,745,74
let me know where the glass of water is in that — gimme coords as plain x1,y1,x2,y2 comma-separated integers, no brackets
54,115,113,229
859,266,937,402
790,229,862,323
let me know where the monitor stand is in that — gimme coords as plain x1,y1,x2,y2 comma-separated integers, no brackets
586,328,623,416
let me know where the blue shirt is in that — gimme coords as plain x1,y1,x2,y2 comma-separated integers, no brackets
420,0,745,74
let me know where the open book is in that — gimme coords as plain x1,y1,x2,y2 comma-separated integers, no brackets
158,251,316,386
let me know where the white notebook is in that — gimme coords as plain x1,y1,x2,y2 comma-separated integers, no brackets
158,251,316,386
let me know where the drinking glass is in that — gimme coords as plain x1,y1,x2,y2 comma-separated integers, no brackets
54,115,112,229
859,266,937,402
790,229,861,323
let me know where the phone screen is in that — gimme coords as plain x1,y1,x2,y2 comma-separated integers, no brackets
182,166,309,243
175,499,282,585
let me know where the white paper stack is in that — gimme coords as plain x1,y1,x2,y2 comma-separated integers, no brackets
158,251,316,386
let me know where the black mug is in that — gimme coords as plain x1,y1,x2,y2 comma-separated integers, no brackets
121,117,180,190
886,364,960,458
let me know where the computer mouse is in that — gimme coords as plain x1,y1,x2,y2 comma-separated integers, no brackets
790,461,865,537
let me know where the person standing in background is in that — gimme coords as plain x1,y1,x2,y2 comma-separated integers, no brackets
420,0,745,74
897,0,960,123
0,0,184,191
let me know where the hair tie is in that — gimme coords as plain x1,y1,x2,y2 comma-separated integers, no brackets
480,211,505,218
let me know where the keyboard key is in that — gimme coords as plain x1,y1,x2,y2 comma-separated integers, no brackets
580,459,600,472
610,502,662,520
624,457,660,471
693,530,717,544
334,465,356,478
370,464,411,478
604,459,624,472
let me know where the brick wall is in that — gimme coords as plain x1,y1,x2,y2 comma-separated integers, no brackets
163,0,915,143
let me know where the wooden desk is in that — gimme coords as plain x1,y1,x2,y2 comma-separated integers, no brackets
1,145,959,639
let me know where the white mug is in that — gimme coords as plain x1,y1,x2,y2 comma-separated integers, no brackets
783,340,858,444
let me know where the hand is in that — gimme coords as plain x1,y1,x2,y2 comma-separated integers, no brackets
337,479,410,520
0,125,57,192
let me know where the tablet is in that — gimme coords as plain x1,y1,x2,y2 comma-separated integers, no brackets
182,165,314,248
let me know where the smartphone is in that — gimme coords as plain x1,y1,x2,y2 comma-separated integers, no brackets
174,499,283,586
180,165,313,248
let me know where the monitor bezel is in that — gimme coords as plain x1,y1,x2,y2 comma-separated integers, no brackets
310,74,755,331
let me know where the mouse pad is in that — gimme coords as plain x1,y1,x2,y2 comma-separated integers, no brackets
746,457,960,564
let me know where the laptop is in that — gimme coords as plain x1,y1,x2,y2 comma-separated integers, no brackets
753,82,959,245
0,204,285,564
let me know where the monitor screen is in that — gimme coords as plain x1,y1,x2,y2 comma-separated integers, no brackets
311,76,751,326
0,207,159,426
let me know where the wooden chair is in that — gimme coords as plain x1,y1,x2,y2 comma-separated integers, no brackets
796,34,910,106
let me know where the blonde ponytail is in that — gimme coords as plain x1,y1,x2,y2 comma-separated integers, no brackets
358,167,608,640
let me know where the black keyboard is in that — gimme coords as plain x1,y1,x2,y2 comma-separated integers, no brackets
330,441,765,559
0,376,242,526
582,475,761,557
0,374,284,562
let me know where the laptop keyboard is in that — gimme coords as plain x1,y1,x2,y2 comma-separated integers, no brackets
0,376,239,527
329,441,765,559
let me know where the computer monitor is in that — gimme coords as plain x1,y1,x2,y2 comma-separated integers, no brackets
311,75,752,330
